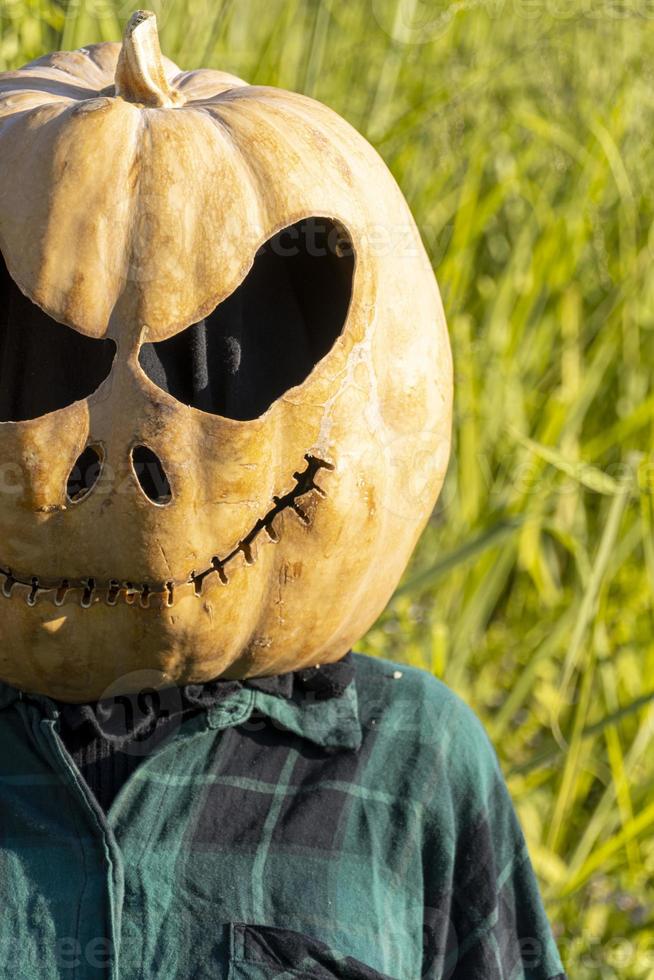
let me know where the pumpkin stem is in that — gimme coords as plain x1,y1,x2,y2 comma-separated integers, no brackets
115,9,183,108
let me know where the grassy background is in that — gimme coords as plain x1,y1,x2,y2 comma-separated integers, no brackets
2,0,654,974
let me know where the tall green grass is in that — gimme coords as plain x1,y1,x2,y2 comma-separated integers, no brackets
2,1,654,974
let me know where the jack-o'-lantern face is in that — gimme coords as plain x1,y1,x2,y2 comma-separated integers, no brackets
0,11,452,701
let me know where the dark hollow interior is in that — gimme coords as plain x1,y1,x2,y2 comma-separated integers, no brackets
0,254,116,423
139,217,355,420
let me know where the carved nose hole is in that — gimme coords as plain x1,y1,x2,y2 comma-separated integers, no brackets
66,444,104,503
131,445,172,506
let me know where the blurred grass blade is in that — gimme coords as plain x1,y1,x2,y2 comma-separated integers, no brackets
507,689,654,778
509,428,623,496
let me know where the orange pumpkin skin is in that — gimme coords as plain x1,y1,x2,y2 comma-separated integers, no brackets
0,11,452,701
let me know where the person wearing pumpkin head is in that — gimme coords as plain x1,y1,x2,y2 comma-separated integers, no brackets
0,11,566,980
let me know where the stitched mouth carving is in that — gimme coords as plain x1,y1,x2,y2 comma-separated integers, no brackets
0,454,334,610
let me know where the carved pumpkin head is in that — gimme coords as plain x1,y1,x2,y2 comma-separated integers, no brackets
0,10,452,701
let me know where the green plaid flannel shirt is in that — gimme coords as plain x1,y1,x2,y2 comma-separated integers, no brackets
0,652,566,979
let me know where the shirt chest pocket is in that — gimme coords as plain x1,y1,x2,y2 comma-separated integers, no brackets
228,924,397,980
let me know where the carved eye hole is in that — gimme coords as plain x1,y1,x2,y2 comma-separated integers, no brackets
131,445,172,506
138,217,355,421
66,444,104,503
0,252,116,423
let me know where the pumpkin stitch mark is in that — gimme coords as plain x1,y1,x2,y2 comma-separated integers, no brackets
190,453,333,596
0,453,334,609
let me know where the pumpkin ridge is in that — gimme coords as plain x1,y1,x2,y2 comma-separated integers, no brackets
195,104,268,229
204,90,368,213
0,75,98,103
171,67,248,99
215,85,395,191
78,42,122,81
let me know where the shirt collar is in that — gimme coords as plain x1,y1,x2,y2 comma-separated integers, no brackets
0,654,362,753
246,677,362,751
